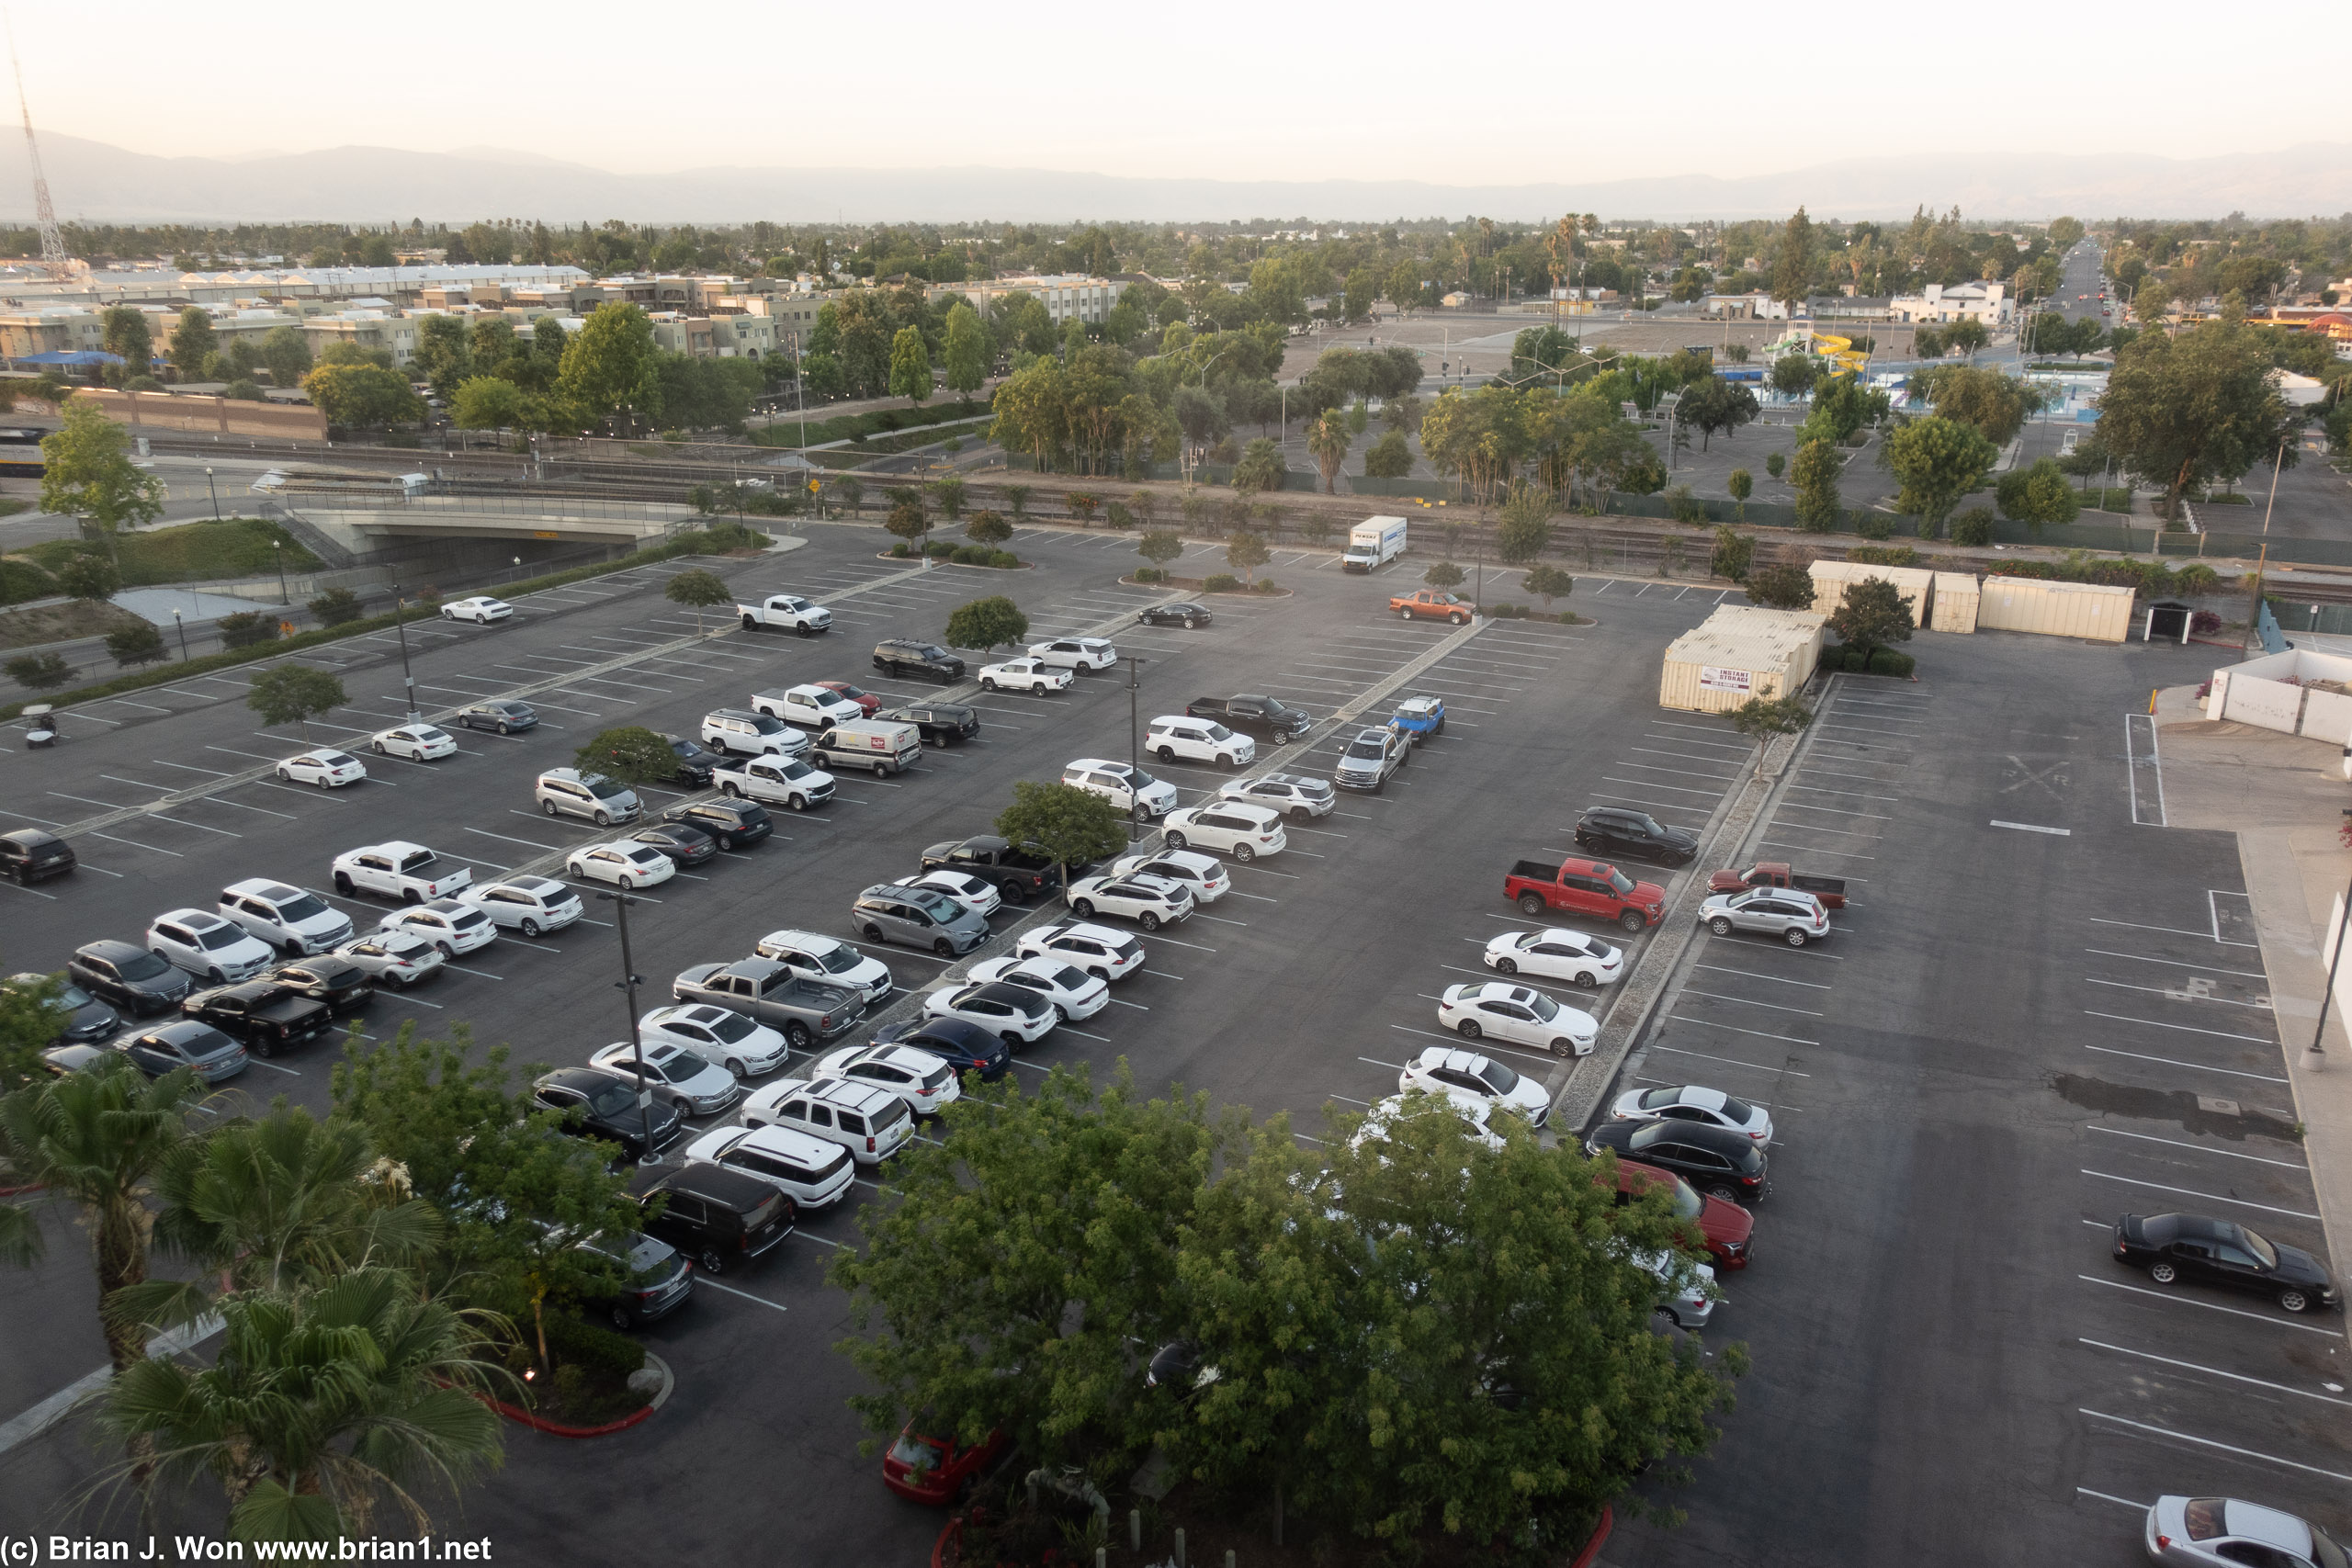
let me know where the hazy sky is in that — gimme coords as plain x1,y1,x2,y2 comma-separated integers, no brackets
13,0,2343,183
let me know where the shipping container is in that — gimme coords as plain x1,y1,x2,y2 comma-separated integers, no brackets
1808,559,1936,620
1658,607,1829,713
1975,577,2132,642
1928,571,1979,633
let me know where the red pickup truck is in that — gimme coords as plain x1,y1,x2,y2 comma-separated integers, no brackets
1705,863,1847,909
1505,856,1666,933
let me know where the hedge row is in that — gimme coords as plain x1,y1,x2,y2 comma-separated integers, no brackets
1823,643,1916,677
1982,554,2222,596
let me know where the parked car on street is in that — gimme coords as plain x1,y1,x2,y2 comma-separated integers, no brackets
812,1043,964,1117
1147,715,1255,769
7,972,118,1045
333,841,470,904
919,835,1087,903
1185,694,1310,745
663,798,773,850
117,1020,246,1083
1026,636,1117,672
752,931,893,1005
752,683,865,728
565,840,678,889
922,980,1057,1046
871,1017,1012,1082
1061,759,1179,820
534,768,640,825
1160,802,1284,861
330,931,445,987
700,707,810,760
378,898,498,956
441,595,512,624
0,828,76,884
264,956,374,1015
627,822,718,868
1389,588,1474,625
965,954,1110,1021
1603,1158,1753,1269
876,701,978,747
589,1040,742,1116
146,908,276,985
217,879,354,956
871,639,966,682
1108,849,1228,905
1388,694,1446,739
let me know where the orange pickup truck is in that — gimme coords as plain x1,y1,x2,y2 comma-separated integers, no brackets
1389,589,1475,626
1705,862,1847,909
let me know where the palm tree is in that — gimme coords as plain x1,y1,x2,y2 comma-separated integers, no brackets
0,1056,203,1372
1306,412,1351,495
103,1268,507,1543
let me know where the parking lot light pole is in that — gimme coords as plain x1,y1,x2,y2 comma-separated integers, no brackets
390,582,420,721
599,890,661,1161
272,538,288,605
204,465,220,522
171,607,187,661
1126,654,1148,843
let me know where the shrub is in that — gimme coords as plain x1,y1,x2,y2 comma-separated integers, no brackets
1202,573,1240,592
1847,546,1922,567
1133,567,1167,583
925,539,954,558
541,1312,646,1378
989,550,1020,569
308,585,365,626
1765,451,1786,479
1856,511,1894,541
1488,603,1526,619
1105,502,1135,530
889,542,910,558
105,623,168,667
1250,577,1280,594
2191,610,2222,635
5,651,73,689
217,611,279,649
1666,485,1708,525
1867,648,1917,678
952,545,986,564
0,557,54,604
1949,507,1996,547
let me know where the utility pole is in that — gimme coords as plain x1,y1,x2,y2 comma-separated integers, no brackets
205,466,220,522
2260,434,2289,536
1125,654,1148,843
599,890,661,1164
390,581,420,721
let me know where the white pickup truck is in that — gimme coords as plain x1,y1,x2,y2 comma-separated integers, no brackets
331,840,472,904
713,755,838,812
737,593,831,636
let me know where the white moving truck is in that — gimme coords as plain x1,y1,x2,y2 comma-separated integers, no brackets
1341,516,1408,572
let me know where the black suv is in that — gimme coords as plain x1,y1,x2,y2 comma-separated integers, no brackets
634,1163,795,1277
662,734,720,787
69,940,193,1015
919,834,1086,905
877,702,979,746
662,799,774,851
534,1066,686,1158
873,639,966,682
1574,807,1698,868
0,829,75,884
1586,1120,1769,1205
1186,694,1312,745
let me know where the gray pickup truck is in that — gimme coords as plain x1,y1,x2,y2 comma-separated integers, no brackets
672,958,864,1048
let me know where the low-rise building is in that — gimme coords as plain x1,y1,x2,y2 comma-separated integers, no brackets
929,274,1117,326
1887,281,2012,326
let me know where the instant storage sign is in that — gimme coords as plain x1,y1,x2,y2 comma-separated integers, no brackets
1698,665,1754,694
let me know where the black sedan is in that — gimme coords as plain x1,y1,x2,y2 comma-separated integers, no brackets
533,1066,685,1159
7,972,119,1045
661,733,720,786
1586,1120,1769,1205
68,940,193,1015
629,822,718,867
267,956,375,1014
663,799,773,851
871,1017,1012,1082
2114,1212,2342,1314
456,700,537,734
1139,601,1214,629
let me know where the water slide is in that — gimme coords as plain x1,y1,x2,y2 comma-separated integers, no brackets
1809,332,1870,378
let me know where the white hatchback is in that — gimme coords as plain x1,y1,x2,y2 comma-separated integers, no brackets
369,724,457,761
1147,716,1255,770
1108,850,1229,905
639,1002,790,1078
965,954,1110,1021
277,750,367,789
565,841,677,889
1160,802,1286,862
978,657,1071,694
441,596,513,624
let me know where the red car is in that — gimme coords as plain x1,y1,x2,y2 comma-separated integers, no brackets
819,681,882,716
1602,1158,1752,1269
882,1419,1010,1505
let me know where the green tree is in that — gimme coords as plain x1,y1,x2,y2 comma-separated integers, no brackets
57,552,121,601
1770,354,1818,398
2098,316,2297,521
1744,561,1815,609
1230,437,1286,497
1225,530,1271,587
1136,529,1184,578
0,1055,202,1372
927,476,966,521
304,363,425,429
574,725,679,787
1789,437,1843,532
886,495,931,548
1521,562,1576,607
1949,506,1996,546
942,301,989,398
1362,430,1412,478
1770,207,1815,324
888,325,933,404
1828,575,1916,658
308,586,365,626
1305,412,1351,494
1424,558,1465,589
834,476,864,517
1944,317,1989,359
1494,480,1555,565
989,360,1069,470
106,621,168,668
101,306,153,378
218,611,279,650
1678,375,1759,450
966,510,1012,547
557,303,662,431
166,306,218,380
2048,216,2086,248
663,567,732,634
1914,365,2040,446
941,594,1025,654
1883,415,1997,536
5,651,73,689
1728,467,1754,518
1710,526,1754,582
1728,693,1814,776
259,325,311,388
40,400,166,564
450,375,528,433
0,972,72,1089
1765,450,1786,480
413,315,473,402
991,778,1128,880
247,663,348,745
1996,457,2082,533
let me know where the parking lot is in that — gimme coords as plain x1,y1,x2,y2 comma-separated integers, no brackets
3,518,2335,1566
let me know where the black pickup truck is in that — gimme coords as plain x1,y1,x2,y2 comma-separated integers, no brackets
919,835,1089,904
181,980,333,1057
1184,694,1313,745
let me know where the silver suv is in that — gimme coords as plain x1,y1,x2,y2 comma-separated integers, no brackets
850,885,992,956
1699,887,1830,947
535,768,640,825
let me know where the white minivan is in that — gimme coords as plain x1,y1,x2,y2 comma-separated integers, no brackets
812,719,923,778
1147,715,1256,770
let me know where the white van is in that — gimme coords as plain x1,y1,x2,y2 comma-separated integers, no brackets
812,719,923,778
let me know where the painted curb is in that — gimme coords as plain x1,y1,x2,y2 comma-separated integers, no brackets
489,1351,671,1438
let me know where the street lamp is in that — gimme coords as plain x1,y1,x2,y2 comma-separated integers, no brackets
390,581,420,721
597,890,662,1163
171,607,188,661
204,465,220,522
272,538,288,605
1125,654,1148,843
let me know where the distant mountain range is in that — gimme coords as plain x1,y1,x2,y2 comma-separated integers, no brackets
0,132,2344,226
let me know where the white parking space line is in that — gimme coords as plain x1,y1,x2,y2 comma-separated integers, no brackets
2081,1169,2318,1219
2081,1043,2290,1084
1692,963,1831,990
1650,1041,1812,1074
2086,1125,2307,1168
2083,1337,2352,1408
2089,916,2238,943
1756,840,1875,860
465,827,564,852
2079,1410,2352,1483
1678,988,1825,1018
2074,1489,2150,1514
2085,948,2266,979
1788,784,1901,802
1604,776,1724,797
2080,1010,2273,1043
2085,977,2271,1010
2076,1274,2344,1336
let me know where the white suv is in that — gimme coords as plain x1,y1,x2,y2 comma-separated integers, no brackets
1161,802,1287,862
752,684,865,728
217,879,355,956
1062,759,1180,820
700,708,810,760
457,876,582,937
147,908,276,984
741,1077,915,1165
1027,636,1118,672
1147,716,1255,770
684,1123,857,1210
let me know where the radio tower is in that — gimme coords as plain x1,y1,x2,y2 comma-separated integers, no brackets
8,28,68,282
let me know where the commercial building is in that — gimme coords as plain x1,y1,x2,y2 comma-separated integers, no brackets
929,274,1118,326
1887,281,2013,326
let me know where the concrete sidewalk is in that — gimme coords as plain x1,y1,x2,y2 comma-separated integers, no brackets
2153,687,2352,1280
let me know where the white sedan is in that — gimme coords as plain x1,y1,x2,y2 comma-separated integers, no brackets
1067,873,1193,931
1108,850,1228,905
1482,928,1624,989
589,1040,741,1116
2145,1497,2349,1568
1352,1089,1503,1153
1437,981,1598,1058
369,723,457,761
441,596,513,625
565,841,677,889
978,657,1072,694
812,1043,963,1118
1160,802,1286,862
377,898,498,957
966,954,1110,1021
1607,1085,1774,1146
1015,921,1147,981
277,749,367,788
332,931,446,986
1398,1047,1551,1127
922,980,1057,1045
891,870,1001,919
638,1002,790,1078
1026,636,1117,672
